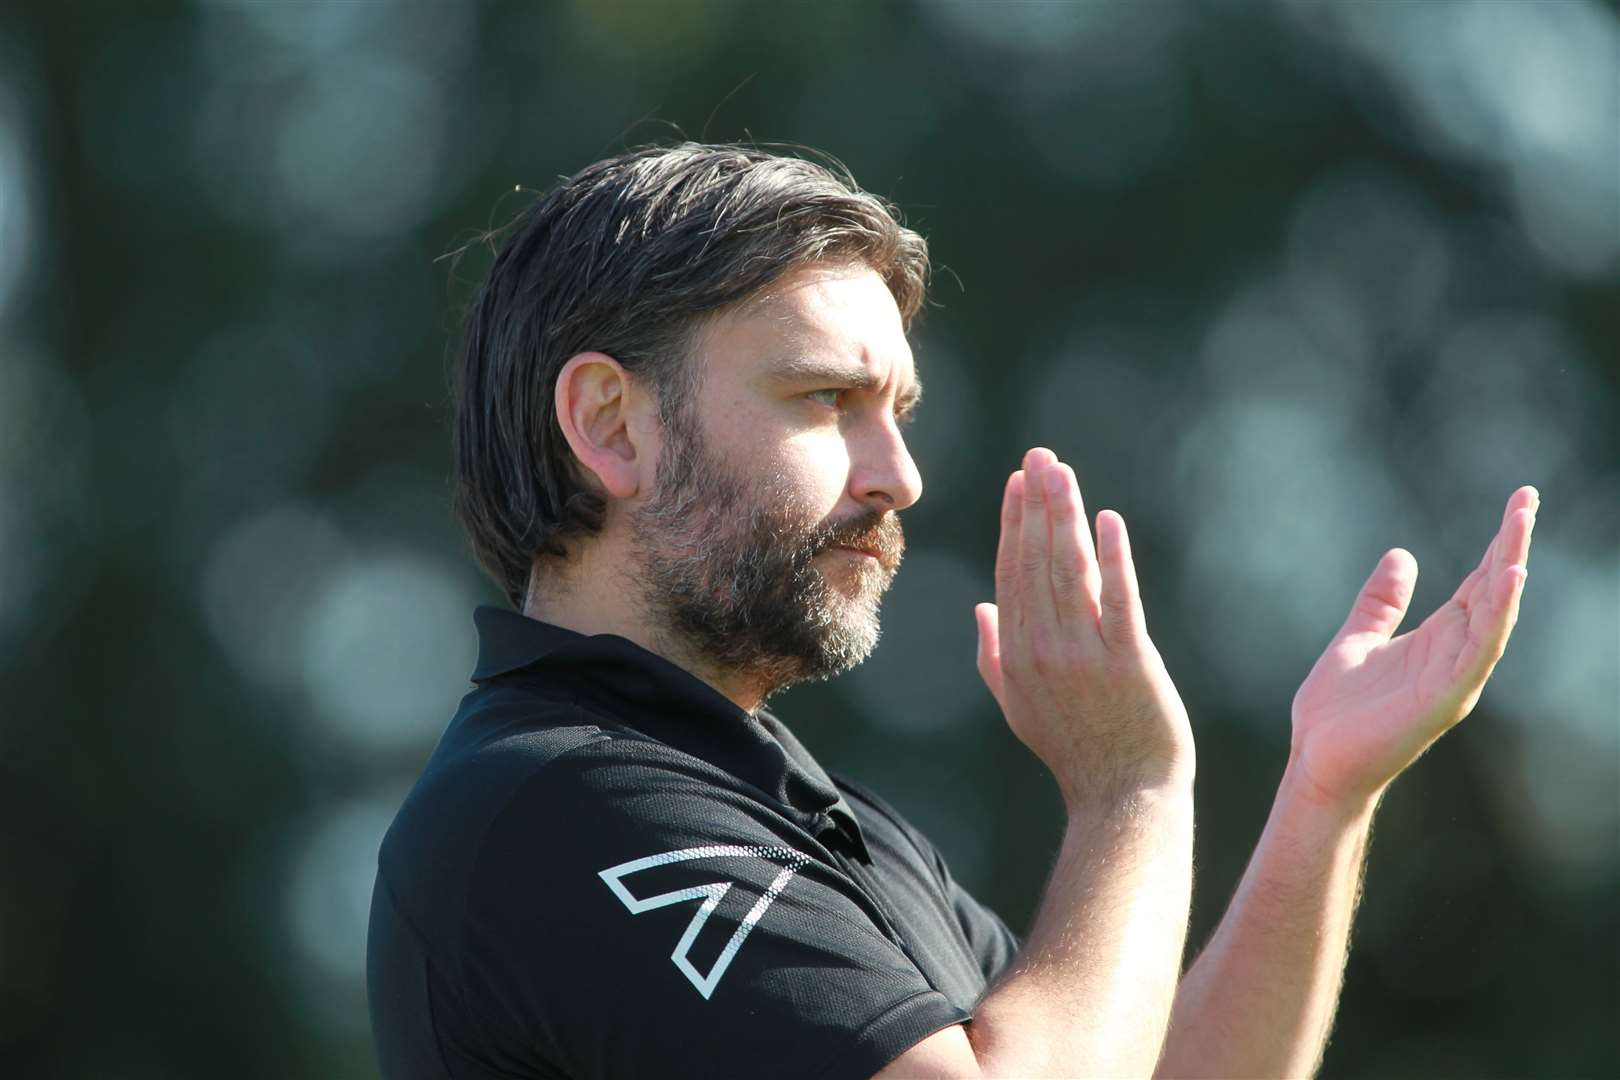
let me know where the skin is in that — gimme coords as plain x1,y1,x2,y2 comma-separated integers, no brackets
1152,483,1537,1078
914,458,1533,1079
528,260,922,713
530,258,1538,1077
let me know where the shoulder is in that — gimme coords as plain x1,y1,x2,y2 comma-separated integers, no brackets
470,730,823,896
457,748,966,1079
373,691,617,916
377,695,609,887
376,706,969,1079
377,697,810,941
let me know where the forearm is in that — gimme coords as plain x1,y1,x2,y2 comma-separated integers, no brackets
1155,765,1378,1079
968,784,1195,1078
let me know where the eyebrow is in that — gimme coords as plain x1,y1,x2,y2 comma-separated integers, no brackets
767,355,924,416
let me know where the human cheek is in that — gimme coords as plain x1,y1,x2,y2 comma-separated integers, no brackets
780,432,853,514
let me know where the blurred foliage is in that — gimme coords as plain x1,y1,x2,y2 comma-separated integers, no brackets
2,1,1616,1077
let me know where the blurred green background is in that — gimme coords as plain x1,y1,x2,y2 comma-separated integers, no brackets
3,1,1616,1076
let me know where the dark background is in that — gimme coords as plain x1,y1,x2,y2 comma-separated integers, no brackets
4,1,1616,1076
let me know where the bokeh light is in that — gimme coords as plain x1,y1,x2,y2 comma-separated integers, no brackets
11,1,1616,1075
848,547,990,735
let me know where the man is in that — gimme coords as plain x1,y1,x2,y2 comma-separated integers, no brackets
367,142,1537,1078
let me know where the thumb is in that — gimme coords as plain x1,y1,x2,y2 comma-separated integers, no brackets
975,602,1004,706
1333,548,1418,647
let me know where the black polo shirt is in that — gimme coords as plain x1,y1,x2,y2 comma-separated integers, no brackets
367,606,1020,1080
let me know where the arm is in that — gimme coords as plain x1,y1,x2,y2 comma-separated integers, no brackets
879,448,1197,1078
1155,486,1539,1079
1155,768,1375,1079
881,788,1194,1080
970,783,1194,1077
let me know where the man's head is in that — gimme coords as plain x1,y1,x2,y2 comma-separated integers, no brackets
453,143,928,699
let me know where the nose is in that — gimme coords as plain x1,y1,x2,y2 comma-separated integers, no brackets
851,416,923,512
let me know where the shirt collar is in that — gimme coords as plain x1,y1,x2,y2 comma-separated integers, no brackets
470,605,869,858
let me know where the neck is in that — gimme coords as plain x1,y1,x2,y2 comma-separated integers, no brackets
522,547,771,716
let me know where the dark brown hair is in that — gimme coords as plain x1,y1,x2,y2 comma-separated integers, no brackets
451,141,932,608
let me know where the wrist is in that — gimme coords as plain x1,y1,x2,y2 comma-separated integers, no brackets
1062,766,1196,823
1279,754,1383,829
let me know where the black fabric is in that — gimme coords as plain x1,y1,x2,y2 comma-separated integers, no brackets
368,606,1021,1080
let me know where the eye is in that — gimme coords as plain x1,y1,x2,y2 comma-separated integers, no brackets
806,388,842,409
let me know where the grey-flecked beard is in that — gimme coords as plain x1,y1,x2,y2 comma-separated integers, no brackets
628,404,904,703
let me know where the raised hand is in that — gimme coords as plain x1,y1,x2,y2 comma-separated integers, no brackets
975,448,1194,809
1288,486,1539,808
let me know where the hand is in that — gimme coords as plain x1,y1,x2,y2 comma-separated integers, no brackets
1288,486,1539,809
975,448,1194,810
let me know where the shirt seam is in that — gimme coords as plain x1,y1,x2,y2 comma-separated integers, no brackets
375,871,463,1080
567,699,839,838
454,731,616,1061
828,770,992,984
812,987,968,1080
448,725,963,1078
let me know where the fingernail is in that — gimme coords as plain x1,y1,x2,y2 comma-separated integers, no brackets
1045,469,1065,495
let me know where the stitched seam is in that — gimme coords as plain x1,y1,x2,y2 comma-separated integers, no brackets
810,988,967,1080
376,872,462,1079
827,771,987,972
455,732,614,1059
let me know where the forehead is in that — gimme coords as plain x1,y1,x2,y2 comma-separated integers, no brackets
702,263,916,384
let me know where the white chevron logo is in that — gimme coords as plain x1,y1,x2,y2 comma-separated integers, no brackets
598,844,810,1000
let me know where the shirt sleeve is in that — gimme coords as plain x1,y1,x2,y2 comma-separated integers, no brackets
832,772,1023,993
933,845,1022,990
451,740,968,1080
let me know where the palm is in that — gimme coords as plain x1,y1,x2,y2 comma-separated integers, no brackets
1290,487,1539,805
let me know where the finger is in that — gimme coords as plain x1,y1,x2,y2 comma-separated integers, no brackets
1462,562,1529,688
1334,548,1419,646
1046,463,1100,628
1492,489,1539,573
1450,535,1495,607
1019,448,1058,632
1468,506,1535,641
1500,506,1536,572
1457,488,1540,607
1066,462,1102,605
994,470,1024,626
1450,487,1538,601
1504,484,1541,522
975,602,1005,707
1094,509,1148,649
1494,563,1530,642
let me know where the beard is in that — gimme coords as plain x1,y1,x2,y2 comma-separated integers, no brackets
628,402,905,704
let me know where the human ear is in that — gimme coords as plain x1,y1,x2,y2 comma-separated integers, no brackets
554,351,648,500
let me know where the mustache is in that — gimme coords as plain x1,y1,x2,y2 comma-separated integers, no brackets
814,510,906,571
